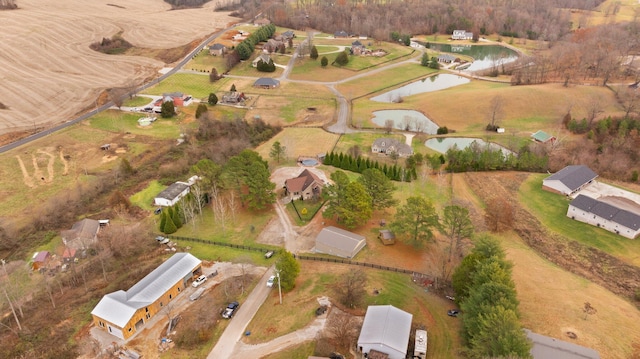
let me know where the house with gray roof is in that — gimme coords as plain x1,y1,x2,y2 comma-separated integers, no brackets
357,305,413,359
315,226,366,258
61,218,101,250
372,137,413,157
253,77,280,89
91,253,202,340
208,43,226,56
525,329,600,359
252,52,272,67
451,30,473,40
154,176,199,207
334,30,349,38
567,194,640,239
437,54,458,63
542,165,598,196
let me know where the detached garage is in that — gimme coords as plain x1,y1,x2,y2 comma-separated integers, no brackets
315,226,366,259
542,165,597,196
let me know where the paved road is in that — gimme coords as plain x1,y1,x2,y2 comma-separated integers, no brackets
207,266,275,359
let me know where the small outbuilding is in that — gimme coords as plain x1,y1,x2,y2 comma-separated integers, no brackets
209,43,226,56
357,305,413,359
542,165,598,196
378,229,395,245
531,130,556,144
31,251,50,270
315,226,366,259
253,77,280,89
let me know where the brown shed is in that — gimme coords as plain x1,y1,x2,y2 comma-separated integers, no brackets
378,229,395,245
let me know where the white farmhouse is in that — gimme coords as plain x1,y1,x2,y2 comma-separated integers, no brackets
153,176,199,207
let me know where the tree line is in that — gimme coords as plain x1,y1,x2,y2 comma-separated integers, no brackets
445,142,549,173
452,236,531,358
323,151,417,182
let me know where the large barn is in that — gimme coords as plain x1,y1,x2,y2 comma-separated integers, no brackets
567,194,640,239
315,226,366,258
357,305,413,359
91,253,202,340
542,165,598,196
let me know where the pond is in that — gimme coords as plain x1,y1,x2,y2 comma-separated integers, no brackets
370,74,470,103
425,43,518,72
301,159,319,166
425,137,512,154
371,110,439,134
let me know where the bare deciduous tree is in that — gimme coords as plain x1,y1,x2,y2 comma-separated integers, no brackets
326,310,360,350
488,95,504,129
334,269,367,308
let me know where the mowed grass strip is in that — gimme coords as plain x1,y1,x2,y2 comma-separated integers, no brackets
129,180,164,211
499,231,640,359
260,341,315,359
519,174,640,265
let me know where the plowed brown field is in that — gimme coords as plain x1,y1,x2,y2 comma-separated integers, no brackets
0,0,236,135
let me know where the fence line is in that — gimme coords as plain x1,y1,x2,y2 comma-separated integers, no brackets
167,235,435,281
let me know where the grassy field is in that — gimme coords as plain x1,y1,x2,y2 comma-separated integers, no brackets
123,95,154,107
500,230,640,359
144,73,233,99
88,110,183,139
129,180,165,211
260,342,315,359
245,262,462,359
255,128,341,165
183,48,227,72
519,174,640,266
352,80,622,138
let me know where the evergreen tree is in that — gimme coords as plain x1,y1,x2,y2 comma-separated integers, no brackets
358,168,398,210
208,93,218,105
230,84,237,92
163,214,177,234
276,251,301,291
310,45,319,60
172,205,182,228
195,103,208,119
334,51,349,66
159,210,167,232
160,100,176,118
321,56,328,67
390,196,439,246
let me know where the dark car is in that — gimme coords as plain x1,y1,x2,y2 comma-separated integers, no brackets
222,301,239,319
447,309,459,317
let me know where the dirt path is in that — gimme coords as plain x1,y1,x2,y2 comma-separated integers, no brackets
16,155,35,188
230,297,331,358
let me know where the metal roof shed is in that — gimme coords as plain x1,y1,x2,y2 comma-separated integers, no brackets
315,226,366,259
357,305,413,359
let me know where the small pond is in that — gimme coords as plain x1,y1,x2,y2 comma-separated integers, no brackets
370,74,470,103
371,110,439,134
425,137,512,154
301,159,319,166
426,43,518,72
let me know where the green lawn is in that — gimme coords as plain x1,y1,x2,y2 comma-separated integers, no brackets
144,73,232,99
286,199,324,225
123,95,153,107
338,64,437,99
129,180,165,211
183,48,228,72
88,110,182,139
519,174,640,266
260,342,315,359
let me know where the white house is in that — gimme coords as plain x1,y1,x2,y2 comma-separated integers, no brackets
153,176,199,207
315,226,366,258
357,305,413,359
567,194,640,239
452,30,473,40
542,165,598,196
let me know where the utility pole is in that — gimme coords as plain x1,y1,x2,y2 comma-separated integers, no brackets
276,270,282,305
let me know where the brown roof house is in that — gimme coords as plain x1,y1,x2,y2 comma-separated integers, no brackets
284,169,324,201
315,226,366,259
31,251,50,270
62,218,101,250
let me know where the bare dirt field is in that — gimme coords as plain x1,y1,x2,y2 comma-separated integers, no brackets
0,0,237,136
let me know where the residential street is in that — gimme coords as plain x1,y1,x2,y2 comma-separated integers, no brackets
207,266,275,359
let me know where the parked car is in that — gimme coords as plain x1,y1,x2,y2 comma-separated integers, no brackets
154,207,162,215
192,275,207,288
155,236,169,244
266,275,276,287
222,301,239,319
447,309,459,317
264,250,274,259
